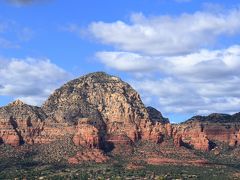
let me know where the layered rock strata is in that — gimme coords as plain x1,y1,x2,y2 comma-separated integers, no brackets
0,72,239,155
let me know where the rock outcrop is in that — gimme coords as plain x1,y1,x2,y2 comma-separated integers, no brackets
0,100,46,146
173,122,210,151
42,72,149,125
68,149,109,164
73,118,100,148
174,113,240,150
147,106,169,124
139,119,163,143
105,133,134,155
174,134,183,148
0,72,169,150
190,132,209,151
0,119,20,146
41,72,165,148
0,100,75,146
1,71,240,155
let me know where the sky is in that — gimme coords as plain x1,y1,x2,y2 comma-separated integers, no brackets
0,0,240,123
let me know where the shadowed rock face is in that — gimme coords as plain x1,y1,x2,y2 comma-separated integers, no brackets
147,106,169,124
184,113,238,124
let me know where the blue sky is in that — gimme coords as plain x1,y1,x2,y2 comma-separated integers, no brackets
0,0,240,123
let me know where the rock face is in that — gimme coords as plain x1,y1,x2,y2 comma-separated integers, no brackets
1,71,240,155
147,106,169,124
190,132,209,151
174,134,183,148
139,119,163,143
42,72,149,125
105,133,134,155
0,100,46,146
1,72,170,150
42,72,160,147
174,113,240,151
0,100,75,146
0,100,46,121
73,118,100,148
68,149,109,164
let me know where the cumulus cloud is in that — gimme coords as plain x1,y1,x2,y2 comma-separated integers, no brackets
88,9,240,55
96,51,160,72
132,78,240,115
69,8,240,117
0,58,71,106
96,45,240,115
164,45,240,81
97,45,240,80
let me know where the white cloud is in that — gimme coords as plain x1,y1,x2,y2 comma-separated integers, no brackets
97,45,240,115
96,45,240,80
0,58,71,106
132,78,240,115
164,45,240,81
80,8,240,116
96,51,160,72
88,9,240,55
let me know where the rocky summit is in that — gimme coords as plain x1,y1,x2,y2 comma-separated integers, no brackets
0,72,170,149
1,72,240,179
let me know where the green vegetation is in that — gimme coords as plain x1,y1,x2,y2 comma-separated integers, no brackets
1,140,240,179
0,154,239,180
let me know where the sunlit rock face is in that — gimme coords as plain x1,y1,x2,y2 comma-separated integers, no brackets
2,71,240,154
42,72,149,125
0,100,46,146
173,113,240,151
42,72,157,147
0,72,172,150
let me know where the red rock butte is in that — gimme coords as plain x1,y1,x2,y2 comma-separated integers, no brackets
0,72,240,163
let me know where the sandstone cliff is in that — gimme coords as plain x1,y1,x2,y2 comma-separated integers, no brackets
0,72,239,155
0,72,169,150
41,72,169,148
174,113,240,151
0,100,46,146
